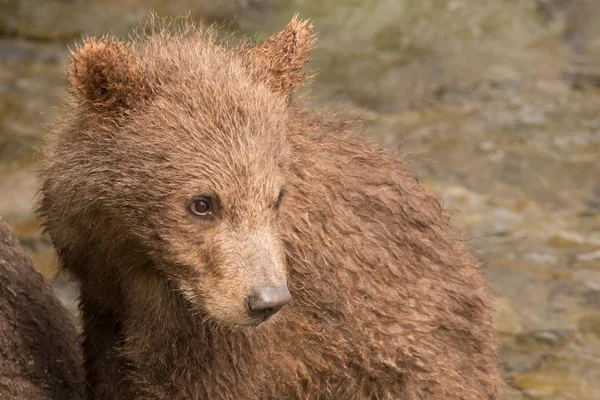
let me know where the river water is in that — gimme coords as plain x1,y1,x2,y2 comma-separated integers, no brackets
1,1,599,398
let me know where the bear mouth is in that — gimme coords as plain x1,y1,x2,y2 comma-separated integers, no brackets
227,313,277,330
243,314,275,328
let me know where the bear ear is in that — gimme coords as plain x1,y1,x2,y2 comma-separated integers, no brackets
249,16,315,95
68,38,151,111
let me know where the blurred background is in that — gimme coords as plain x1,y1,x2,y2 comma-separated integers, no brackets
0,0,599,398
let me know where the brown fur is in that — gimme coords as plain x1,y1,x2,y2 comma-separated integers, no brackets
0,218,85,399
37,16,501,399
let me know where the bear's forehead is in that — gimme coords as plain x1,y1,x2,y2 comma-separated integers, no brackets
129,35,291,140
143,88,287,152
107,37,290,171
164,74,282,117
141,97,287,149
139,38,264,96
120,95,289,171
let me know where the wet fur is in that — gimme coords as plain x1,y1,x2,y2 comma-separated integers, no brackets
0,218,85,399
38,17,501,399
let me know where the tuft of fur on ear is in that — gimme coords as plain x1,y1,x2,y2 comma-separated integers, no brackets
68,38,151,111
250,16,315,95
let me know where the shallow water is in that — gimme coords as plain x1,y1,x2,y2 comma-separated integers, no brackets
1,1,599,398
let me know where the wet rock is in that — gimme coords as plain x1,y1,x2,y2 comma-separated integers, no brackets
577,249,600,262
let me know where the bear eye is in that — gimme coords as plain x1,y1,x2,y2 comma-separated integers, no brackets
189,197,212,216
275,189,287,210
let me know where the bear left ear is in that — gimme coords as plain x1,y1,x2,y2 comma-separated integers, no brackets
68,38,151,112
249,16,315,95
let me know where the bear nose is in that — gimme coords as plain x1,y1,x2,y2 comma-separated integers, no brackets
246,285,292,321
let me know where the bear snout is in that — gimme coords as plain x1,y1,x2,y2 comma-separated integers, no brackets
246,284,291,322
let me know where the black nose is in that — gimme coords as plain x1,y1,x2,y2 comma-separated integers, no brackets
246,285,292,320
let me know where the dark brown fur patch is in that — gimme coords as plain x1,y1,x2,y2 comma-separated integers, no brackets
38,16,501,399
0,218,85,400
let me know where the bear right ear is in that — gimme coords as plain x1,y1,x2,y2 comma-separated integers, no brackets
68,38,151,112
248,16,315,95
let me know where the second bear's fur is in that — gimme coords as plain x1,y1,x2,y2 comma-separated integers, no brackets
0,218,85,400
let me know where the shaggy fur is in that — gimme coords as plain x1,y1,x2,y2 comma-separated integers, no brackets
38,17,501,399
0,218,85,399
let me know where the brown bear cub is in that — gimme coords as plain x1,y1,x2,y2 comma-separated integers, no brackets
0,218,85,400
38,17,501,399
